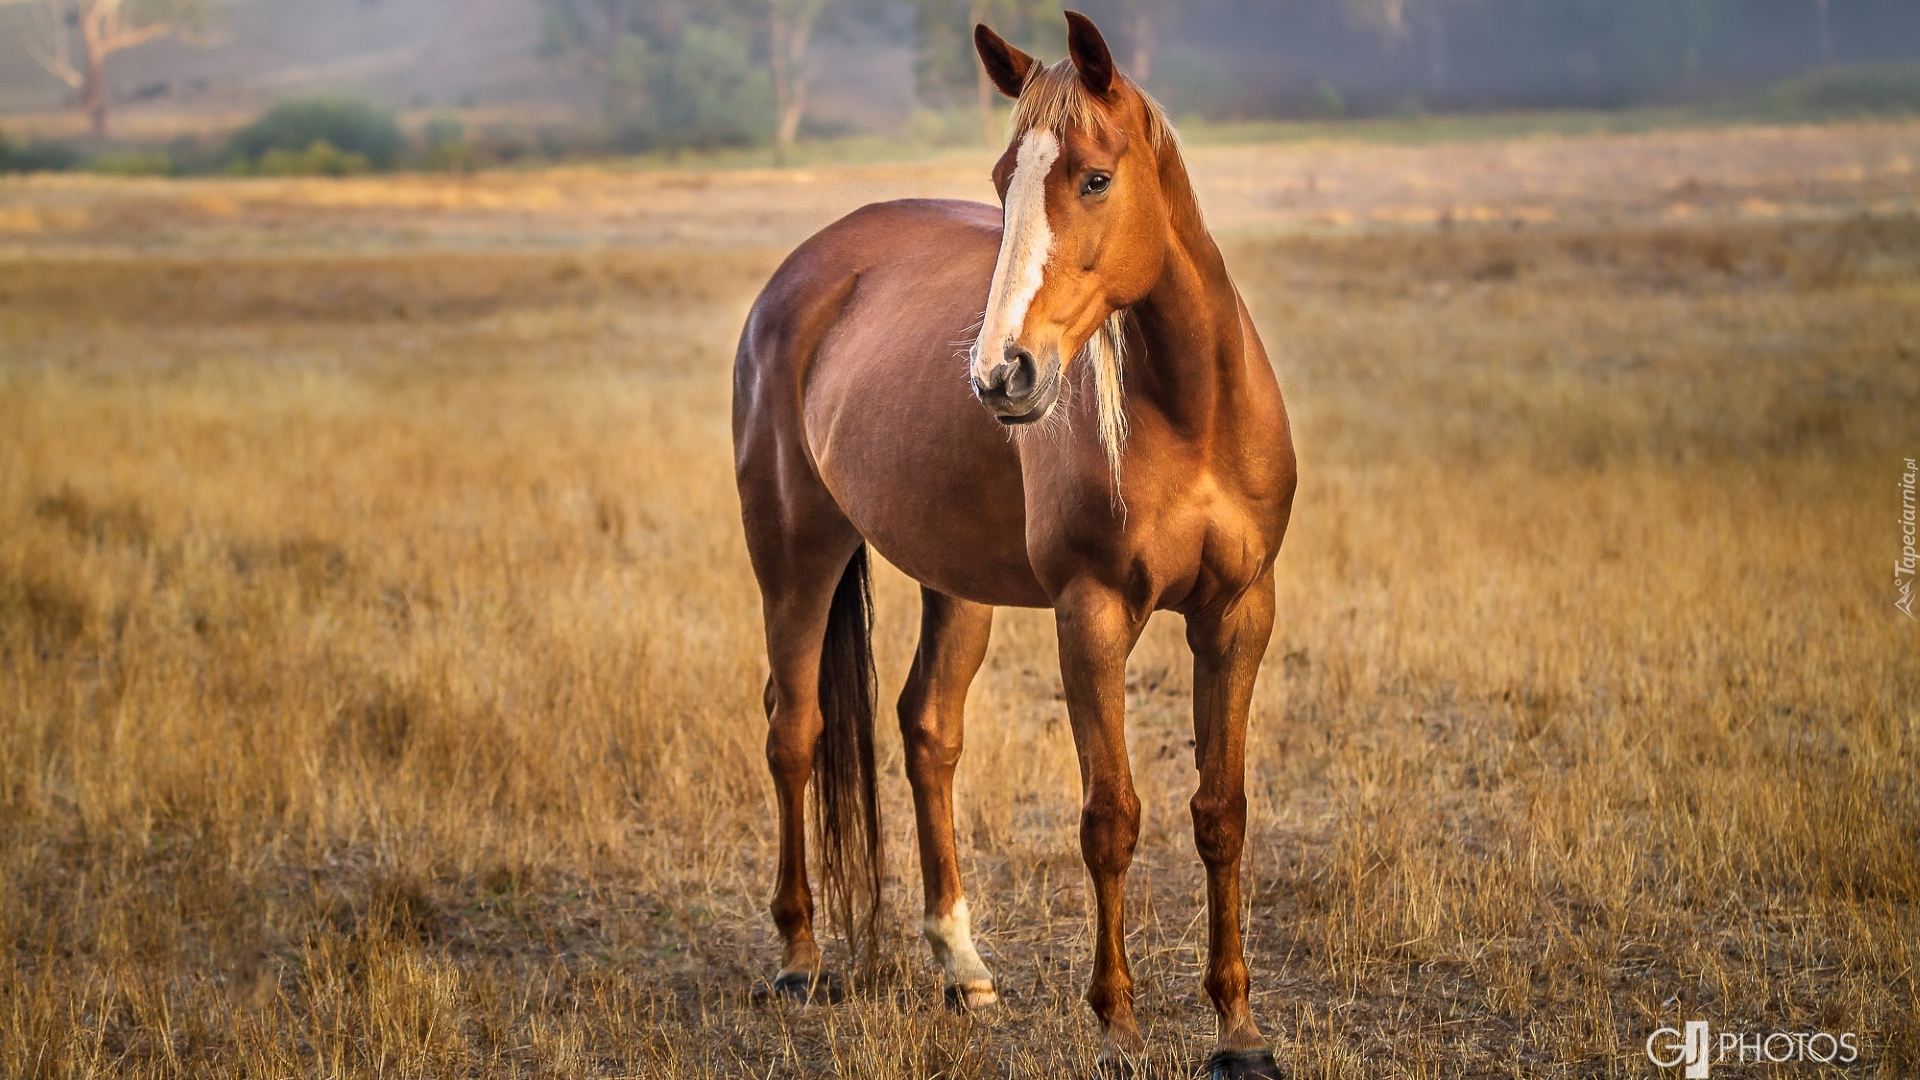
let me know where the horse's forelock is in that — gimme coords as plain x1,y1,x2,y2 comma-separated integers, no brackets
1006,60,1176,156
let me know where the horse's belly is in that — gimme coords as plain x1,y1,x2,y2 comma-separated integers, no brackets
855,496,1049,608
806,367,1049,608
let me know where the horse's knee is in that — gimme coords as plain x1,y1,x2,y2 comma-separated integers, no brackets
1190,788,1247,867
900,721,961,784
898,681,963,782
1080,785,1141,874
765,708,822,781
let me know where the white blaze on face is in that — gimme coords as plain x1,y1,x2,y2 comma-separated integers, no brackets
973,129,1060,383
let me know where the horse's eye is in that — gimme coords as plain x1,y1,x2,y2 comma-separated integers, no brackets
1082,173,1111,197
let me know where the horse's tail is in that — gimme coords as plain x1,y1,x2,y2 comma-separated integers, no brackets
815,543,881,963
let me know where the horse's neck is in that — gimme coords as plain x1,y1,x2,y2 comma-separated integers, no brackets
1127,162,1247,442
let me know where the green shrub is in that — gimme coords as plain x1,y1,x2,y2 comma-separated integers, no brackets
1762,64,1920,117
163,135,222,176
227,97,405,171
607,25,774,151
7,139,82,173
0,126,11,172
241,139,372,177
88,149,174,177
1314,80,1348,119
1151,44,1253,123
422,112,477,173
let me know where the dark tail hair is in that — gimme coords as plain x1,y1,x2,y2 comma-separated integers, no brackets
815,544,881,963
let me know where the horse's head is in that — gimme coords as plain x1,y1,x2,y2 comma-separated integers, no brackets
968,11,1175,444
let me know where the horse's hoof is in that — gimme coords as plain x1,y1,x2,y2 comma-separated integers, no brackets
1093,1044,1149,1079
1202,1048,1283,1080
942,980,1000,1012
756,970,845,1006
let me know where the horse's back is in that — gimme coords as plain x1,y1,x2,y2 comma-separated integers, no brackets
733,198,1050,607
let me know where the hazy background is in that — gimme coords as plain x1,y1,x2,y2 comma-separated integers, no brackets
3,0,1920,167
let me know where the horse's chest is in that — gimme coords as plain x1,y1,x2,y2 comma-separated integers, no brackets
1030,469,1272,614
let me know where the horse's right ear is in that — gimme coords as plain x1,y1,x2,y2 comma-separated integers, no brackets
974,24,1036,99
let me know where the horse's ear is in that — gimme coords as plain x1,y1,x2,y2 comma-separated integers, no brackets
974,24,1036,99
1064,11,1115,97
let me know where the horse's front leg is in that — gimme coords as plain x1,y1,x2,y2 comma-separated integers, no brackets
1055,581,1150,1066
1186,567,1279,1079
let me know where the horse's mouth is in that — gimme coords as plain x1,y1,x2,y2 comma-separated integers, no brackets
995,405,1051,426
985,369,1060,426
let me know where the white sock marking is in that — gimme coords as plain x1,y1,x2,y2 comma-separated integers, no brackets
922,897,994,986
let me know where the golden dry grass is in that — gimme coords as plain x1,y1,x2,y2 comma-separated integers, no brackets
1,136,1918,1077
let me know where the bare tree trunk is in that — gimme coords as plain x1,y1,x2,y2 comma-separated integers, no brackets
1419,0,1448,97
25,1,86,99
977,64,997,145
770,4,795,162
1128,8,1154,84
40,0,193,138
972,2,996,145
1816,0,1833,66
768,2,820,164
776,96,806,155
81,10,109,137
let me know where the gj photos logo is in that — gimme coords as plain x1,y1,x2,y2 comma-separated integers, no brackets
1646,1020,1860,1076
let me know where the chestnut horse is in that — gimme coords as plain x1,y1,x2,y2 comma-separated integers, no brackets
732,12,1296,1076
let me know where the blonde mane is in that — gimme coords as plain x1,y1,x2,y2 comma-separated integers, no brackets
1004,61,1186,502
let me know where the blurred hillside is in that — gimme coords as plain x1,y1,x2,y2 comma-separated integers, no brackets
1,0,1918,152
0,0,917,143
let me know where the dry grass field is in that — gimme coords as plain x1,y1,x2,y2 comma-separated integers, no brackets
2,123,1917,1077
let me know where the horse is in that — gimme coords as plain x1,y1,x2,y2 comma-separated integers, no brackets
731,12,1297,1077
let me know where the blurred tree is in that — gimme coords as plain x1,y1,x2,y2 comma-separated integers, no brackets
1095,0,1179,84
766,0,827,156
1343,0,1454,96
535,0,816,152
21,0,213,137
1599,0,1724,98
911,0,1063,143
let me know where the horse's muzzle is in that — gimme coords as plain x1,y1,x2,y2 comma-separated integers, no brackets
972,346,1060,425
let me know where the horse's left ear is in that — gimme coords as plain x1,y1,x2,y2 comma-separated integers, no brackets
1064,11,1116,97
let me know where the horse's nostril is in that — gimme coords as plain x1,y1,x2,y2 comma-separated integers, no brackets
1003,350,1037,398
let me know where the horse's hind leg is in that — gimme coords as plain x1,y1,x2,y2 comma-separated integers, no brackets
746,504,862,1003
897,587,997,1009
